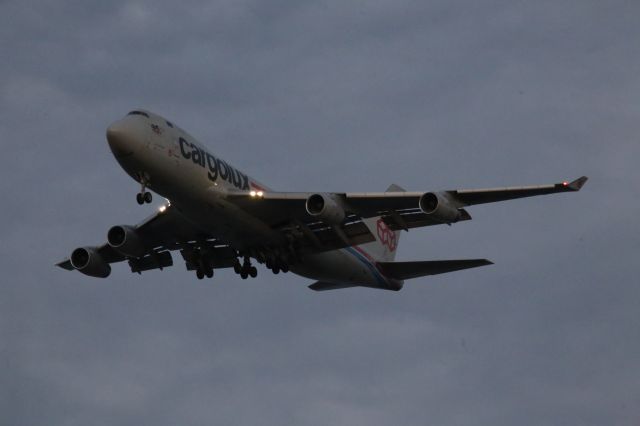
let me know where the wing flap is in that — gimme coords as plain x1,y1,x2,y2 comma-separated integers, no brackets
381,208,472,231
378,259,493,280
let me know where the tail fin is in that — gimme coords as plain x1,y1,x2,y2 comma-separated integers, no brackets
358,184,404,262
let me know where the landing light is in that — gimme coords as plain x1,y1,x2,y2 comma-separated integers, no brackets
158,199,171,213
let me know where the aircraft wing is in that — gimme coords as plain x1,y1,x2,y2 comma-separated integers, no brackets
57,204,236,274
345,175,588,209
230,176,587,227
444,175,588,206
223,175,587,253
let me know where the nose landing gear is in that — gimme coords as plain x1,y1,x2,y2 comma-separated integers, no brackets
136,192,152,205
136,174,152,205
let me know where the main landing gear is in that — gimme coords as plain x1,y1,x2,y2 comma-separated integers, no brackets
181,247,215,280
195,264,214,280
231,249,293,279
234,256,257,280
136,174,152,205
181,246,295,281
265,254,290,275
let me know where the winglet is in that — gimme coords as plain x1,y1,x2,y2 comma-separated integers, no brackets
564,176,588,191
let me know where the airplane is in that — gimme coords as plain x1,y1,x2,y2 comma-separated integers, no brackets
56,110,588,291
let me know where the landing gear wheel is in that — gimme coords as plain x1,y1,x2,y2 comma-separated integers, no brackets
240,271,249,279
272,266,280,275
233,262,242,274
249,266,257,278
205,268,214,278
281,264,289,273
196,269,204,280
136,174,152,205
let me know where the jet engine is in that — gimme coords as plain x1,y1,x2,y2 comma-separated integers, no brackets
305,193,346,224
70,247,111,278
419,192,461,223
107,225,147,258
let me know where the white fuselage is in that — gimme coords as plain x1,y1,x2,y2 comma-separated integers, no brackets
106,111,399,289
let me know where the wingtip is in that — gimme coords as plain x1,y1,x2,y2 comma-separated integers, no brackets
565,176,588,191
56,259,74,271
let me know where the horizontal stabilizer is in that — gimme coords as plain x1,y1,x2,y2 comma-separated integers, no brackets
378,259,493,280
308,281,360,291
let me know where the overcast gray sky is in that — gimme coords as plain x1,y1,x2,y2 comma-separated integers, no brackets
1,1,639,425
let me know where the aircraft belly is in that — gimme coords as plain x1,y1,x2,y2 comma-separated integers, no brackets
165,187,280,250
291,250,380,286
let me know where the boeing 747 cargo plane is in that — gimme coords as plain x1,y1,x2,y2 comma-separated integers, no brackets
57,110,587,291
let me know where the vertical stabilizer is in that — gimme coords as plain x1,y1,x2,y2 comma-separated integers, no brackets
358,184,404,262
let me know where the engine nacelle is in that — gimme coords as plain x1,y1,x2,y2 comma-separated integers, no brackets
70,247,111,278
107,225,147,258
419,192,461,223
305,193,346,224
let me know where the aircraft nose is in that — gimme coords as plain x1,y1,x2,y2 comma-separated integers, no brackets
106,119,142,158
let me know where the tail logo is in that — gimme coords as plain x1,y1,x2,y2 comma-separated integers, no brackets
376,218,397,252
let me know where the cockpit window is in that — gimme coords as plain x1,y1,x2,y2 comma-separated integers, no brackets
166,121,174,128
127,110,150,118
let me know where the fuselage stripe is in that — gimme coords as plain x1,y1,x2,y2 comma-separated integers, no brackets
343,246,389,288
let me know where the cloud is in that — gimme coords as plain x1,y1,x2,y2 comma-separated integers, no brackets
2,0,639,425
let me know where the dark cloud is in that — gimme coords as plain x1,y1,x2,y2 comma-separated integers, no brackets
2,0,639,424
